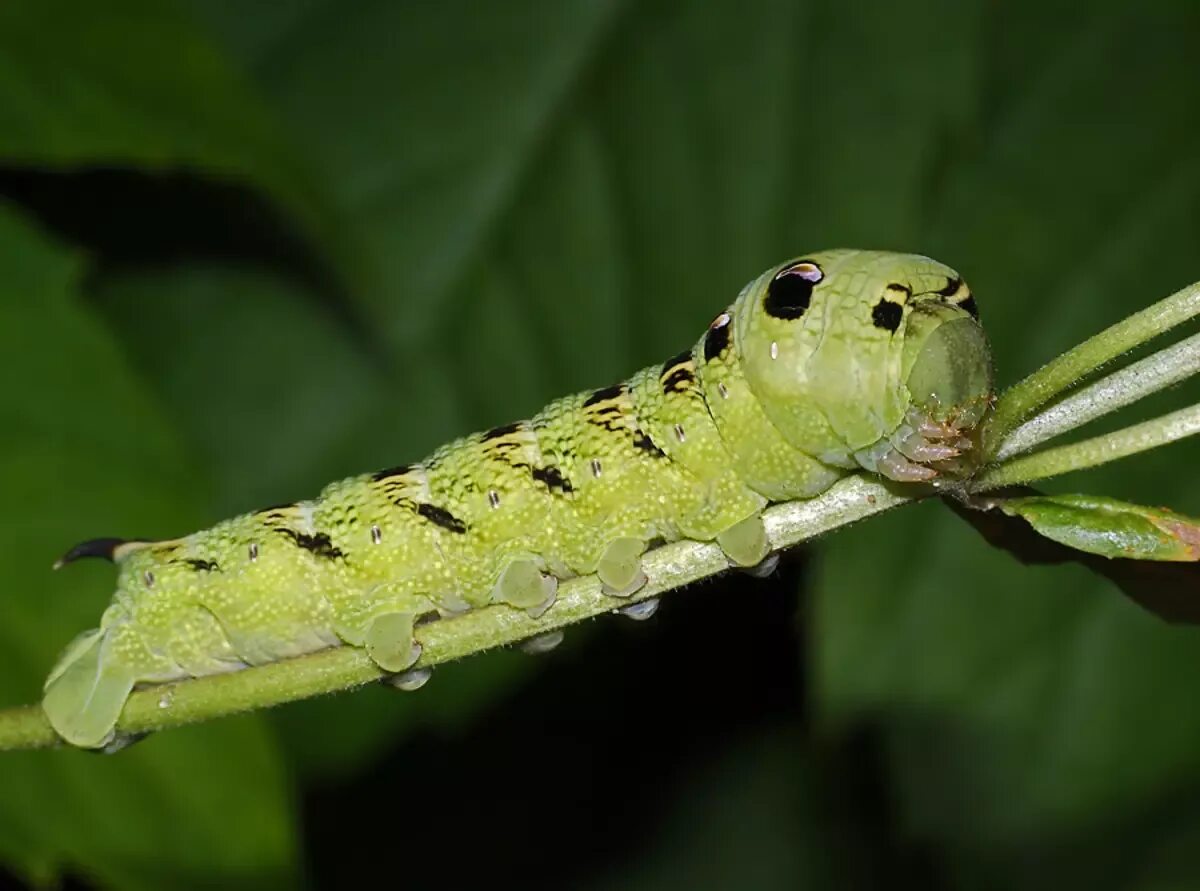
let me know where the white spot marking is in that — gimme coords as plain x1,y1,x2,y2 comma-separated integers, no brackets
370,524,382,544
248,543,259,562
769,341,779,360
591,458,603,478
717,382,729,399
143,570,155,588
487,490,501,509
673,423,686,443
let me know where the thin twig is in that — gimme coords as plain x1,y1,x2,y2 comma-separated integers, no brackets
983,279,1200,456
975,402,1200,490
996,330,1200,460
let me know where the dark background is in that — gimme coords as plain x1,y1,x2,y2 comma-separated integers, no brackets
2,1,1200,888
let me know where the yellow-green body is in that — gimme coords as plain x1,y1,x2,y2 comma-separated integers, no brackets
44,250,993,748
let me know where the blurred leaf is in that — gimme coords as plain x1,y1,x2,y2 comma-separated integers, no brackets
580,731,850,891
188,0,629,349
94,265,391,514
0,203,295,887
0,0,349,289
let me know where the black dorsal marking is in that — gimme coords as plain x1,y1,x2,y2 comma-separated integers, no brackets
416,503,469,534
937,276,963,297
54,537,135,569
276,528,345,559
483,422,524,441
703,314,732,362
257,502,296,515
887,282,912,296
764,260,823,320
959,295,979,319
632,429,667,458
584,384,625,408
372,464,416,483
660,350,696,394
531,465,574,493
871,299,904,333
185,558,220,572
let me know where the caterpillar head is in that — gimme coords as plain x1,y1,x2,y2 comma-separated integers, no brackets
734,249,994,483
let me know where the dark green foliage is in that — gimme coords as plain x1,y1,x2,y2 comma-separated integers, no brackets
1,0,1199,887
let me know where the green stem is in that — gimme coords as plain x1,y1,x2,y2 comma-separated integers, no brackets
983,279,1200,457
0,476,912,752
974,402,1200,490
995,329,1200,460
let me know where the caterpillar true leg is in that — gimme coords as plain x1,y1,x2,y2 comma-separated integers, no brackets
597,537,648,597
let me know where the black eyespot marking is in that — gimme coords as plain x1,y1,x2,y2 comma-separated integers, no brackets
483,422,523,441
871,299,904,333
959,295,979,319
937,276,963,297
54,537,136,568
703,314,732,362
584,384,625,407
276,528,345,559
531,465,574,493
372,464,416,483
185,558,220,572
416,503,469,534
764,261,823,320
632,429,667,458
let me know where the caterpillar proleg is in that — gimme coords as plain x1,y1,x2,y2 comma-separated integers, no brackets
44,250,993,748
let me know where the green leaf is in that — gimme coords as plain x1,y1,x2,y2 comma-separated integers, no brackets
0,0,346,288
997,494,1200,562
0,204,296,887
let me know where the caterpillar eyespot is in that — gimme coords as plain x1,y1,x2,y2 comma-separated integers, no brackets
43,249,995,749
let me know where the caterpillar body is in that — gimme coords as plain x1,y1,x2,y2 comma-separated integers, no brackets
45,250,993,748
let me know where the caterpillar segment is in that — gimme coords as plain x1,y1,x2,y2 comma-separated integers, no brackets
44,249,994,748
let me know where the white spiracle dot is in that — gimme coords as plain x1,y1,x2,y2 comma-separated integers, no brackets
487,490,501,509
143,570,155,588
248,543,259,562
717,382,730,399
591,458,603,478
673,423,686,442
769,341,779,360
370,524,382,544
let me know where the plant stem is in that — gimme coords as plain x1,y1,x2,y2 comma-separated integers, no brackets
983,279,1200,457
996,329,1200,460
0,476,912,752
974,402,1200,490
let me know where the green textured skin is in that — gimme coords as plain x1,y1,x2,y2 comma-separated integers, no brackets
43,249,992,747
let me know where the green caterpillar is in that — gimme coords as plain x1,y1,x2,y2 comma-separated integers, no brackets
45,249,993,748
